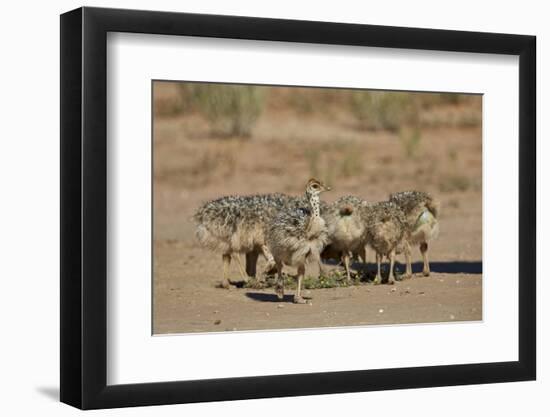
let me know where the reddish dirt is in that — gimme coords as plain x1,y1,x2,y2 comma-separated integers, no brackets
152,83,482,334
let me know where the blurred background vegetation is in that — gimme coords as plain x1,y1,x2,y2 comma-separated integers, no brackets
177,84,265,137
155,82,481,138
153,83,483,335
153,82,482,207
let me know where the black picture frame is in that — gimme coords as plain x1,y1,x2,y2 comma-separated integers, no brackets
60,6,536,410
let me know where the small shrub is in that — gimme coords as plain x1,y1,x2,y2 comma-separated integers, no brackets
448,148,458,163
439,175,471,193
456,110,482,128
288,92,315,114
339,146,363,177
350,91,418,131
435,93,464,105
305,148,321,178
399,128,422,159
154,96,183,117
304,145,337,185
416,92,465,109
183,84,265,137
448,198,460,209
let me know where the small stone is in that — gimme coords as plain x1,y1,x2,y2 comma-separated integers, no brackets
277,304,285,309
390,288,397,293
265,312,270,316
418,291,425,295
213,310,220,314
456,280,460,284
450,314,455,320
214,319,221,325
378,308,384,313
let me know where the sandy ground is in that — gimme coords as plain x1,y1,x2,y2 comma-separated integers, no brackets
152,83,482,334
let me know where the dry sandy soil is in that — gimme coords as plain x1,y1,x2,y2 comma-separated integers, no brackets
152,83,483,334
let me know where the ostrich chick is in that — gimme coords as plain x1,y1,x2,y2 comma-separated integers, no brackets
362,201,407,285
266,179,330,304
323,195,368,283
194,193,290,289
389,191,440,277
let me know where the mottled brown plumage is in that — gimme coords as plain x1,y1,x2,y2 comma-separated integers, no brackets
389,190,440,276
194,193,291,288
361,201,407,284
266,179,330,304
323,195,368,282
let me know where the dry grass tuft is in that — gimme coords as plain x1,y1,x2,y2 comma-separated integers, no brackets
180,84,265,137
350,91,418,132
439,175,471,193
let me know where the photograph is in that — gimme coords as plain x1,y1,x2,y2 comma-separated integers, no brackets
152,81,483,334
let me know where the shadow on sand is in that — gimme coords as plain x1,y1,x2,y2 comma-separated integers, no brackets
400,261,482,274
350,260,482,275
245,292,296,303
244,261,481,303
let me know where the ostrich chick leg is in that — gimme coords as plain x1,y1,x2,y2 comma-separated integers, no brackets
233,254,248,283
261,244,276,280
373,253,383,285
275,262,284,301
362,245,368,272
420,242,430,276
387,249,396,285
343,252,351,284
404,241,413,279
294,264,308,304
221,254,232,289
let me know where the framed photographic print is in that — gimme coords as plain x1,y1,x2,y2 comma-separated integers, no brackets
60,6,536,410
